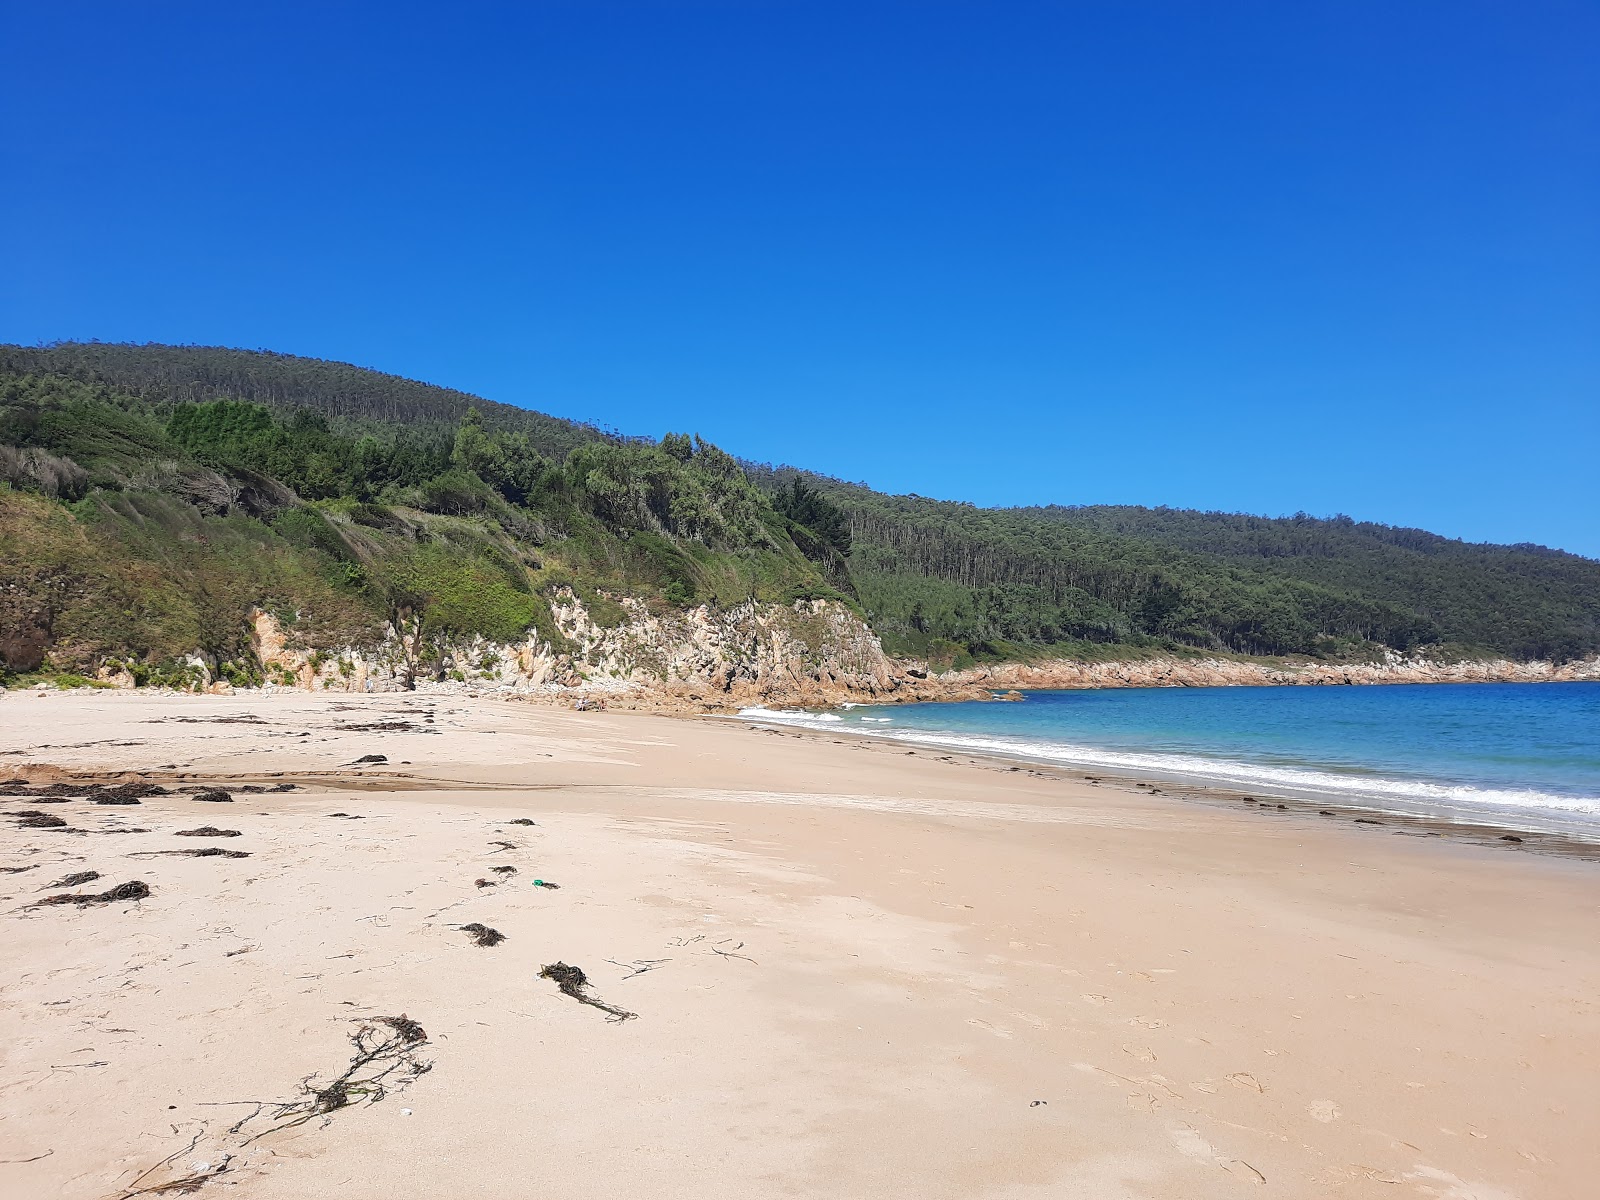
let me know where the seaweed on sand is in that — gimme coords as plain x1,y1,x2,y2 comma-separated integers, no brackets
16,813,69,829
94,783,172,805
190,789,233,804
539,962,636,1022
32,880,151,907
48,870,101,888
175,827,242,837
458,922,506,946
119,1015,431,1198
130,848,250,859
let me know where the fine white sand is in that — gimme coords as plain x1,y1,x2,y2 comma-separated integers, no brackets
2,690,1596,1199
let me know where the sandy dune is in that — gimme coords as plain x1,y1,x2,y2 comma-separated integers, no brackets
1,690,1595,1199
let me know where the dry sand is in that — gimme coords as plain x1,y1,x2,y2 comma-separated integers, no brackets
1,690,1596,1199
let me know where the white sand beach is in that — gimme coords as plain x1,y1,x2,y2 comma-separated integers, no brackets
2,690,1596,1199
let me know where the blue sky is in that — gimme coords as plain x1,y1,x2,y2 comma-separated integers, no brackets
4,1,1596,555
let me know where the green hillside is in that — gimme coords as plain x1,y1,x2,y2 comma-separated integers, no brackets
3,342,1596,684
0,345,847,682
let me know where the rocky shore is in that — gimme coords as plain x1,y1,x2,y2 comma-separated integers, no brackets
61,588,1599,712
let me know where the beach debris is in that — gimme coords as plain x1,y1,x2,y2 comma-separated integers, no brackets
175,827,242,837
1500,834,1523,843
31,880,151,907
539,962,636,1022
4,782,94,798
488,840,517,852
16,813,69,829
490,865,517,875
1319,810,1335,816
1276,804,1287,810
351,755,388,765
268,783,298,792
509,818,537,826
1354,818,1384,825
47,870,101,888
123,1014,431,1196
1030,1100,1048,1107
605,957,670,979
474,878,496,888
708,940,757,964
532,878,560,889
131,848,250,859
1,864,40,874
191,788,234,804
96,782,171,804
458,923,506,947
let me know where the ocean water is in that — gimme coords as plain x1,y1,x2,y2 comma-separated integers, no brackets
738,682,1600,837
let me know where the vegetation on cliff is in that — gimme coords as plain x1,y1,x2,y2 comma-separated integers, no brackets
0,347,844,681
3,342,1597,684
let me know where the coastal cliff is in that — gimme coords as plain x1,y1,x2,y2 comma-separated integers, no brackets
105,593,909,709
71,592,1599,711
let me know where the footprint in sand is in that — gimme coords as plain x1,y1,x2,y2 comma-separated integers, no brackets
1128,1016,1168,1029
1226,1072,1265,1093
1080,993,1109,1005
1121,1043,1157,1062
1307,1100,1342,1122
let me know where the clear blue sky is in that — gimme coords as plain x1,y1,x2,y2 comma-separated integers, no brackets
4,2,1596,555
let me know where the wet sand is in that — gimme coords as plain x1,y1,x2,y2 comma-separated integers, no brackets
2,690,1596,1199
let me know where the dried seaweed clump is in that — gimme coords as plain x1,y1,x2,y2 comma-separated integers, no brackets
175,827,242,837
16,813,69,829
509,818,537,826
94,782,172,805
191,789,234,804
49,870,102,888
458,922,506,947
132,848,250,859
32,880,151,907
539,961,636,1022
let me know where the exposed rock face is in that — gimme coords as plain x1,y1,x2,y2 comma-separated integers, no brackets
922,653,1600,694
234,592,905,709
92,593,1600,710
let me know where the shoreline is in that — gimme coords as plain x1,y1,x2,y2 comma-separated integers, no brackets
719,713,1600,861
4,690,1598,1198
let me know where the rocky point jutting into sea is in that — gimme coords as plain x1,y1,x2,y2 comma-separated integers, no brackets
68,589,1600,711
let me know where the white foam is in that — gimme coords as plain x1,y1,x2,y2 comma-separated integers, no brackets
736,706,842,724
733,709,1600,837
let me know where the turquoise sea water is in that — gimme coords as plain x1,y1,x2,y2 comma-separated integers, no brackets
739,682,1600,837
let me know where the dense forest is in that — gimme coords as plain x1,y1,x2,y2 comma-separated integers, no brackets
3,342,1597,684
746,474,1600,667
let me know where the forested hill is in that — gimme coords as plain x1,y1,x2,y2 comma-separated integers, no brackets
750,481,1600,669
2,341,1597,684
0,342,607,462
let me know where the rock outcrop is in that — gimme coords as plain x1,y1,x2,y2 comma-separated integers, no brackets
91,592,1600,710
222,592,905,709
922,652,1600,694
